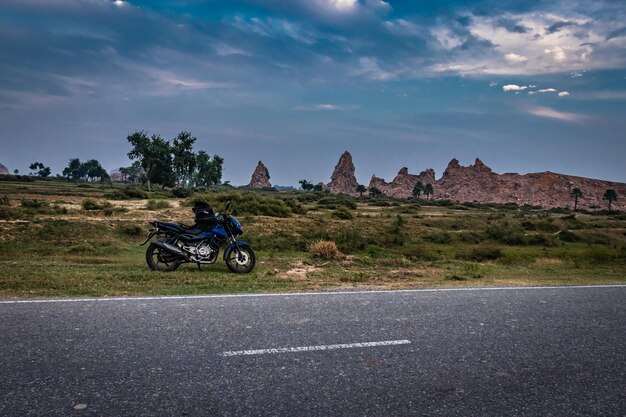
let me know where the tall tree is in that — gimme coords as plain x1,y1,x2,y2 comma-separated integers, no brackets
127,131,175,191
412,181,424,199
356,184,367,197
62,158,82,181
603,189,618,211
171,131,197,187
29,162,51,178
13,169,18,175
194,151,223,187
571,188,583,211
424,183,434,201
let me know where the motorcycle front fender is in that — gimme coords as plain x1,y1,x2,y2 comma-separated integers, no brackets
223,241,251,260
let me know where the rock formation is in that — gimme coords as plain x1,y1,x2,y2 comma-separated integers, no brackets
109,171,124,183
0,163,9,175
328,151,358,195
371,157,626,210
369,167,436,198
248,161,271,188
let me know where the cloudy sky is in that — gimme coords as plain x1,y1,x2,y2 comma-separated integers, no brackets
1,0,625,185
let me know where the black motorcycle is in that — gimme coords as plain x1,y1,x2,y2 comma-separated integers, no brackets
140,201,255,273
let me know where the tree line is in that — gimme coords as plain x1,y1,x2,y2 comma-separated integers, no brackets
126,131,223,191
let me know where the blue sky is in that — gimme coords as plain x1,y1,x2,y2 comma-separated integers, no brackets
1,0,625,185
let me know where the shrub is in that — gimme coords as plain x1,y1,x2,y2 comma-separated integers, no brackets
424,231,453,244
146,199,171,210
105,187,148,200
81,199,112,211
171,187,194,198
0,196,9,205
317,196,357,210
458,246,503,262
118,224,144,236
332,206,354,220
308,240,339,259
185,193,293,218
20,199,48,209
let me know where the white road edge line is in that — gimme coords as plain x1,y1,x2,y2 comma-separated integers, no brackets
221,340,411,357
0,284,624,304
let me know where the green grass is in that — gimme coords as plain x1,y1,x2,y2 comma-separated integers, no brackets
0,179,625,298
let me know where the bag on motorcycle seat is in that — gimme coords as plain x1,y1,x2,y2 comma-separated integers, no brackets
192,202,218,231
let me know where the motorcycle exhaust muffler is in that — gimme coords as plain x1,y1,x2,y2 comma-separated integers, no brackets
154,241,188,259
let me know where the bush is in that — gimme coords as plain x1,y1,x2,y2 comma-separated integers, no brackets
104,187,148,200
332,206,354,220
317,196,357,210
424,231,453,244
20,199,48,209
146,199,171,210
458,246,503,262
171,187,194,198
0,196,10,206
308,240,339,259
118,224,144,236
81,199,112,211
185,193,292,218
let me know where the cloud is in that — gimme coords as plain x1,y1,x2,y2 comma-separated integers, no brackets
558,91,570,97
526,106,588,122
545,21,576,34
606,26,626,41
504,53,528,63
503,84,528,91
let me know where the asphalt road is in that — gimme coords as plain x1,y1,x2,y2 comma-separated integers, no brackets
1,286,624,416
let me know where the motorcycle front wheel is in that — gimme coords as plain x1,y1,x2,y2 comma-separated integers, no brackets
146,243,181,272
225,246,256,274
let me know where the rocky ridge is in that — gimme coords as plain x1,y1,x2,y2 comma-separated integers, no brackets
0,163,9,175
327,151,358,195
248,161,271,188
329,153,625,210
369,167,436,198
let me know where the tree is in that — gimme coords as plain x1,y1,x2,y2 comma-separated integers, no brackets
571,188,583,211
29,162,51,178
171,131,197,187
194,151,223,187
62,158,82,181
603,189,618,211
127,131,175,191
412,181,424,199
313,183,323,192
299,179,314,191
119,161,142,184
82,159,109,182
369,187,382,198
356,184,367,197
13,169,18,175
424,183,434,201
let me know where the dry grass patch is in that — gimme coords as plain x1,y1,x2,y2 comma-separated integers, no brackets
535,257,566,265
279,261,321,280
308,240,339,259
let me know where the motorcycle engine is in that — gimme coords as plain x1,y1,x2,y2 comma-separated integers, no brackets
185,241,216,262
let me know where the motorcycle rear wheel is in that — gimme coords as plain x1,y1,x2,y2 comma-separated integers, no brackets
225,246,256,274
146,243,181,272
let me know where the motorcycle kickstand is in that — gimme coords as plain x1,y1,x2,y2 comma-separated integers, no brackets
197,263,202,271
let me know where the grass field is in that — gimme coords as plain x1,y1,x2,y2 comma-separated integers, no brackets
1,177,625,298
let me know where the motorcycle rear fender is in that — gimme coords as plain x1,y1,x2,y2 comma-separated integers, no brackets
223,241,251,260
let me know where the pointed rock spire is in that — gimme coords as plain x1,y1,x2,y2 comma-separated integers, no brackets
328,151,358,194
248,161,271,188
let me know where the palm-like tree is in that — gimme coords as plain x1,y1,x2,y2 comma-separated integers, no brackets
603,189,618,211
571,188,583,211
356,184,367,198
424,183,434,201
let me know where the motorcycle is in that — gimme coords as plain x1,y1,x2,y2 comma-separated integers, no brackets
140,201,255,273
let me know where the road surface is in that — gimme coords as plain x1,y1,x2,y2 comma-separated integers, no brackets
0,286,624,416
